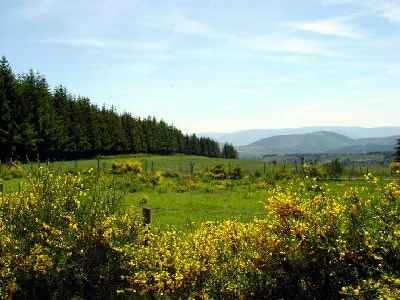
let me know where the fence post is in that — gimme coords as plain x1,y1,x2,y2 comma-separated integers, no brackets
264,162,266,176
190,162,195,177
0,182,3,193
143,207,151,225
97,157,100,171
151,161,154,172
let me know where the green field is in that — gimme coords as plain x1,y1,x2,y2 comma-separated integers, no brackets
1,154,393,231
2,154,400,299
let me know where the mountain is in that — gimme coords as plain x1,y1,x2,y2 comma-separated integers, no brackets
238,131,399,158
201,126,400,146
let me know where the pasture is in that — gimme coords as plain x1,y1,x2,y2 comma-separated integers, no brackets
0,154,395,231
1,156,399,299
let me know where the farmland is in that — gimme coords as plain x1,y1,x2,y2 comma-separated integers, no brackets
1,154,400,299
0,154,392,231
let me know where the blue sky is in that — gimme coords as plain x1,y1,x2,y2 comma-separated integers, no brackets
1,0,400,133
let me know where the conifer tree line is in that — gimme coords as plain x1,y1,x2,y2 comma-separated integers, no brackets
0,56,237,162
395,138,400,162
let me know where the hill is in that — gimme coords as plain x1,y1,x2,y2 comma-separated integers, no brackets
238,131,399,158
201,126,400,146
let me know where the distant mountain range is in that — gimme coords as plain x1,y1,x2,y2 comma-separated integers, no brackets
237,131,399,158
201,126,400,146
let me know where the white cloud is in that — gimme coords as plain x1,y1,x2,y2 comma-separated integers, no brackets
37,37,170,52
323,0,400,24
240,36,335,56
140,12,215,36
289,18,364,39
380,1,400,23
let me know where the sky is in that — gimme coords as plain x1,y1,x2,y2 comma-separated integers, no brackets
1,0,400,133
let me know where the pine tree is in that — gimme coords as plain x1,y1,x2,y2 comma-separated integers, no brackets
0,56,230,161
395,138,400,162
0,56,15,161
222,143,238,159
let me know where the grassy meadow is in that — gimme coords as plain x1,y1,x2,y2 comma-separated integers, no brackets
1,154,400,299
0,154,389,231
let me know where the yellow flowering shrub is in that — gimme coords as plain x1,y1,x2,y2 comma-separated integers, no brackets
1,169,399,299
111,160,143,174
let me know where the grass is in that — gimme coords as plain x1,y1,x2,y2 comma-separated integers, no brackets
1,154,397,231
123,189,267,231
1,156,399,298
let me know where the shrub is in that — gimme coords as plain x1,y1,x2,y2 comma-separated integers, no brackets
229,167,243,179
323,159,343,178
207,164,226,180
162,169,180,178
0,163,24,180
111,160,143,175
391,162,400,174
303,162,324,178
1,169,400,299
0,168,142,299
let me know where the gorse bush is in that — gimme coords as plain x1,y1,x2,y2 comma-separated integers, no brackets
0,163,24,180
0,169,399,299
0,168,142,299
111,160,143,175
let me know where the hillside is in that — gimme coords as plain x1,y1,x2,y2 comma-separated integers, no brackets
202,126,400,146
238,131,399,158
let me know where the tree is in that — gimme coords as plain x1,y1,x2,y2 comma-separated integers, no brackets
222,143,238,159
0,56,230,162
395,138,400,162
0,56,15,161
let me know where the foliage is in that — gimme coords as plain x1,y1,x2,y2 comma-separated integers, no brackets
323,159,344,177
0,56,228,162
1,168,400,299
395,138,400,162
222,143,238,159
0,168,141,299
391,162,400,174
229,167,243,179
111,160,143,175
206,164,227,180
0,163,24,180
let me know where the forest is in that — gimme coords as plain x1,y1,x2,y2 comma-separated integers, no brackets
0,56,237,162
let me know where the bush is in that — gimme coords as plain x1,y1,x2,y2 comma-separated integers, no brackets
0,163,24,180
207,164,227,180
0,168,142,299
391,162,400,174
1,170,400,298
111,160,143,175
229,167,243,179
323,159,343,178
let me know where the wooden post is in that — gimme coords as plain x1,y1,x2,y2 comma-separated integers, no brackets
97,157,100,171
190,162,195,177
263,162,266,176
0,182,3,193
151,161,154,172
143,207,151,225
